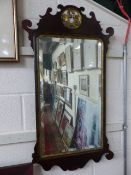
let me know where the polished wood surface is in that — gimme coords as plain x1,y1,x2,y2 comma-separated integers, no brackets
0,163,33,175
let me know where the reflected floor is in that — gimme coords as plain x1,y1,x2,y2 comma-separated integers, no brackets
41,108,66,155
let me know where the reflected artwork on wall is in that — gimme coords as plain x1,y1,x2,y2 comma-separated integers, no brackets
79,75,90,97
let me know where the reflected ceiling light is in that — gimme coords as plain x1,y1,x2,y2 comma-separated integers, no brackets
3,50,9,56
88,61,94,67
75,45,80,50
88,64,93,67
2,38,8,44
39,56,43,62
98,42,102,47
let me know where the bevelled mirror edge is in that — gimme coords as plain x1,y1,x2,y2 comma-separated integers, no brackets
22,4,114,170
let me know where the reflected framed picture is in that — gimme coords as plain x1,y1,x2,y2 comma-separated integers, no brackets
60,86,64,98
62,123,74,148
0,0,19,62
59,52,66,66
64,87,72,108
52,70,57,82
79,75,90,96
83,40,97,69
72,39,82,71
56,85,61,96
73,97,101,149
61,71,68,85
56,100,65,126
65,45,73,72
59,110,72,135
52,96,58,119
53,61,57,70
57,69,62,83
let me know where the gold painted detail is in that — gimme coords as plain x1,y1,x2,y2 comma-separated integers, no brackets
61,8,82,29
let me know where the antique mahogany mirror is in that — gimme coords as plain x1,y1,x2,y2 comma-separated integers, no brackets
22,5,114,170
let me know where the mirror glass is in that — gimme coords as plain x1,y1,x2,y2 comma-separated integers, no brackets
38,36,103,157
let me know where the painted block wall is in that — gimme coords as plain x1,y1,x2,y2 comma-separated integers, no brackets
0,0,131,175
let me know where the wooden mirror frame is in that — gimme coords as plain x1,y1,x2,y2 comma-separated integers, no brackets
22,5,114,170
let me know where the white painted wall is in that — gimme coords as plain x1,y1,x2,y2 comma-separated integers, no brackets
0,0,131,174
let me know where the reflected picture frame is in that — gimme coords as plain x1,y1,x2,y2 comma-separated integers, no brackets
52,90,58,119
59,52,66,66
64,87,72,108
59,110,72,136
62,123,74,149
61,71,68,85
0,0,19,62
65,45,73,72
73,97,101,149
56,100,65,126
79,75,90,97
83,40,97,69
72,39,82,71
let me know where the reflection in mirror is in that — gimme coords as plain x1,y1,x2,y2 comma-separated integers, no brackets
38,36,103,157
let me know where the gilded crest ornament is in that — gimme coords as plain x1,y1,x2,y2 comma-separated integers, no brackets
61,7,82,29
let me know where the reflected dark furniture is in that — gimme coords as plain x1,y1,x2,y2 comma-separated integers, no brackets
0,163,33,175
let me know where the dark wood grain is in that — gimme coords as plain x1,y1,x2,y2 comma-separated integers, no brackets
0,163,33,175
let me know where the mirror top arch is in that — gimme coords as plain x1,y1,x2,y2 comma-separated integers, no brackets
22,4,114,50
